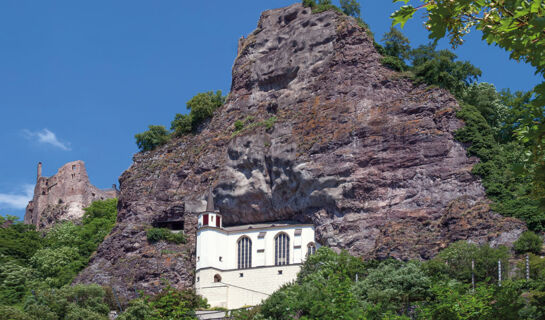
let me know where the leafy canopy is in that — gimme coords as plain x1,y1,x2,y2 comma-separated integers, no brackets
391,0,545,209
134,125,170,152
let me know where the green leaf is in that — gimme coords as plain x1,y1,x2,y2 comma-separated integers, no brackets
531,0,543,13
391,5,416,28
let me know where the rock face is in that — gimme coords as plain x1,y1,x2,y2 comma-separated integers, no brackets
75,3,525,298
25,161,118,229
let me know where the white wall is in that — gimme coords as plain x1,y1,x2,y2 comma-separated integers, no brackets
196,224,316,271
196,265,301,309
195,223,318,309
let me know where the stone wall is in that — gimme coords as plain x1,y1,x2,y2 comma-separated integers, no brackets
24,160,118,229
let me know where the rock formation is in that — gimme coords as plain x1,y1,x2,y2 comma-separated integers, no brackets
25,161,118,229
75,3,525,298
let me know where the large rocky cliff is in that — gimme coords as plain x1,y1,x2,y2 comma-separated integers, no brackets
75,3,525,298
25,161,118,229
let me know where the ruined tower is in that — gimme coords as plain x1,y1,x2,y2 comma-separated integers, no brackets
24,161,118,229
37,162,42,181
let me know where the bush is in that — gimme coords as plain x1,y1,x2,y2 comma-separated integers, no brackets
423,241,510,283
118,286,207,320
170,91,225,136
146,228,186,244
0,305,34,320
171,114,193,136
514,231,543,254
22,284,110,320
381,56,407,71
134,125,170,152
186,91,225,129
234,120,244,131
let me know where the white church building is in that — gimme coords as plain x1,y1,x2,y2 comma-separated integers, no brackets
195,196,317,309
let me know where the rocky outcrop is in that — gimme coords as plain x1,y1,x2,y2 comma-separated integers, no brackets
75,3,525,298
25,161,118,229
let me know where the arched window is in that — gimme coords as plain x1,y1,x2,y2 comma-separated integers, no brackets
214,274,222,283
275,233,290,266
307,242,316,257
237,236,252,269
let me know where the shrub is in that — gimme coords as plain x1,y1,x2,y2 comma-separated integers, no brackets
171,114,193,136
381,56,407,71
513,231,543,254
146,228,186,244
186,91,225,129
22,284,110,320
424,241,510,284
134,125,170,152
234,120,244,131
0,305,34,320
340,0,360,18
118,286,207,320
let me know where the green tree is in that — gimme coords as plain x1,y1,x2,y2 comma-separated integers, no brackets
513,231,543,254
382,27,410,61
340,0,361,18
134,125,170,152
410,44,482,97
424,241,510,283
352,261,431,315
117,286,207,320
392,0,545,209
29,246,81,287
418,281,494,320
461,83,508,135
0,216,42,264
0,258,35,305
22,284,110,320
186,91,225,129
171,113,193,136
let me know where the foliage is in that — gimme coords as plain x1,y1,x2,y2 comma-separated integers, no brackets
423,241,510,284
171,113,193,136
229,306,264,320
0,217,42,264
146,228,186,244
410,44,481,97
455,101,545,231
21,284,110,320
231,116,277,137
117,286,207,320
461,83,509,135
382,27,411,61
340,0,361,18
134,125,170,152
352,261,431,315
0,199,117,306
418,281,495,320
513,231,543,255
381,56,408,72
391,0,545,211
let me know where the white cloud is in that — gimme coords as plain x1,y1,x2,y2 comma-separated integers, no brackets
0,184,34,210
22,128,71,151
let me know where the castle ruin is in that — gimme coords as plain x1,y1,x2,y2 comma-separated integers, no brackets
24,160,118,229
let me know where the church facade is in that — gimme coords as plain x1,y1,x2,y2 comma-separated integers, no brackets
195,208,317,309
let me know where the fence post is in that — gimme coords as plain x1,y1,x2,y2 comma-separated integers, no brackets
498,260,502,287
526,254,530,281
471,259,475,293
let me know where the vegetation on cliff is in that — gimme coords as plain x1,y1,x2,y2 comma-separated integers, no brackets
135,90,226,152
0,199,117,305
373,22,545,232
392,0,545,213
231,244,544,320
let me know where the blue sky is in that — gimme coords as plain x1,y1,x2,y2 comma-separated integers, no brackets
0,1,541,219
